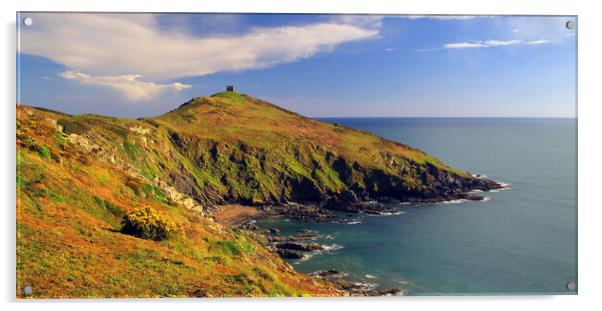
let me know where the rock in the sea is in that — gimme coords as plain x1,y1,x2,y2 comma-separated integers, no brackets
276,249,305,259
309,269,344,279
268,230,320,242
309,268,404,296
276,242,324,252
261,203,336,223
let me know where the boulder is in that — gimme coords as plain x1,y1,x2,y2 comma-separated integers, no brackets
276,249,305,259
276,242,324,252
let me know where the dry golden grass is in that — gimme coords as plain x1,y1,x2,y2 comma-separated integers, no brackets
16,105,339,298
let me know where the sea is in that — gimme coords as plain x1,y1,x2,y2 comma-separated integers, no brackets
257,117,577,295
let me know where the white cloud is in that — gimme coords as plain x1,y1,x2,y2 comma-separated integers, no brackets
443,42,487,49
485,39,522,46
418,16,570,52
21,13,380,82
333,15,384,28
406,15,478,20
526,39,552,45
384,48,398,52
58,71,191,102
497,16,575,42
444,39,523,49
442,38,557,49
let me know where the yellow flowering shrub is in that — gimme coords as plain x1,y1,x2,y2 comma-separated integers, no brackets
121,207,178,241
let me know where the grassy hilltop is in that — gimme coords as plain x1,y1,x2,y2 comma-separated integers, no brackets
153,92,494,205
16,92,497,298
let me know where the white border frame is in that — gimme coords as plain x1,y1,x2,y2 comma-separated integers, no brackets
3,1,600,310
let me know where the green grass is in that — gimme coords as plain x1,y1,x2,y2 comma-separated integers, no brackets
153,186,168,204
49,191,65,203
53,131,66,147
37,145,51,160
123,138,140,160
217,240,241,256
16,175,26,188
140,184,169,204
93,196,124,218
211,92,247,105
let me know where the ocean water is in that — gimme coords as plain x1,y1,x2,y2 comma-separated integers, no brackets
257,118,577,295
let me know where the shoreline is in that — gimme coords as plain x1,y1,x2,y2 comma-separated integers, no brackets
207,204,404,296
207,182,508,296
208,179,507,225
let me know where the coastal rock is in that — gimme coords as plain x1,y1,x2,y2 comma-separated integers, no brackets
276,249,305,259
310,269,344,279
309,268,404,297
276,242,324,252
261,203,336,223
268,230,319,242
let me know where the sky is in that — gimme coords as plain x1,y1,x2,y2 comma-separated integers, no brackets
17,13,577,118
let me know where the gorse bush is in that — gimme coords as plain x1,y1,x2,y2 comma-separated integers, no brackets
121,207,178,241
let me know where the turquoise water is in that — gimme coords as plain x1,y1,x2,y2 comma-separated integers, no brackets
257,118,577,295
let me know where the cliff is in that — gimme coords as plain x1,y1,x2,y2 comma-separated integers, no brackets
15,92,499,297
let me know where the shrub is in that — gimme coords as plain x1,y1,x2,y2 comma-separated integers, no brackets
37,145,51,160
121,207,178,241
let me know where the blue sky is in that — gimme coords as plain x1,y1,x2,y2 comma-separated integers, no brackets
17,13,576,118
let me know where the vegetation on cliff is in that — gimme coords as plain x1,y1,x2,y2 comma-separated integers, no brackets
16,92,499,298
16,101,338,298
154,92,498,206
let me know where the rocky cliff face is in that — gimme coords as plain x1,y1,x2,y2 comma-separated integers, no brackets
23,92,501,211
153,92,501,208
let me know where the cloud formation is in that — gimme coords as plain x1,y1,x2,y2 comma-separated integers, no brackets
416,16,572,52
525,39,551,45
406,15,479,20
20,13,380,101
58,71,191,102
442,39,553,49
444,39,522,49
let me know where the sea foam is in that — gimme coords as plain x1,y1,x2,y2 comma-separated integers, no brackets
439,199,466,205
322,244,344,252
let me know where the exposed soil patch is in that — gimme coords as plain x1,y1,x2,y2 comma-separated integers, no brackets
209,204,264,226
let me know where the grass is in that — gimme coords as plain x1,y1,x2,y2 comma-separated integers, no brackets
53,131,66,147
57,118,89,135
37,146,51,160
149,92,474,204
16,105,337,298
123,138,140,160
211,92,247,105
217,240,242,256
15,92,478,297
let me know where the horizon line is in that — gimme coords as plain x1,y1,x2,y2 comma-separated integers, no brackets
18,103,576,120
311,116,577,119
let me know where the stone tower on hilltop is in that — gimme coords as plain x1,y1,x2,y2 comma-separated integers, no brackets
226,85,235,92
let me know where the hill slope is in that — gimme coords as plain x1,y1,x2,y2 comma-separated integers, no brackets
154,92,499,205
16,92,499,298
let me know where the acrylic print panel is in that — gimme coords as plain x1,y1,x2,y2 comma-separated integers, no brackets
16,12,577,298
